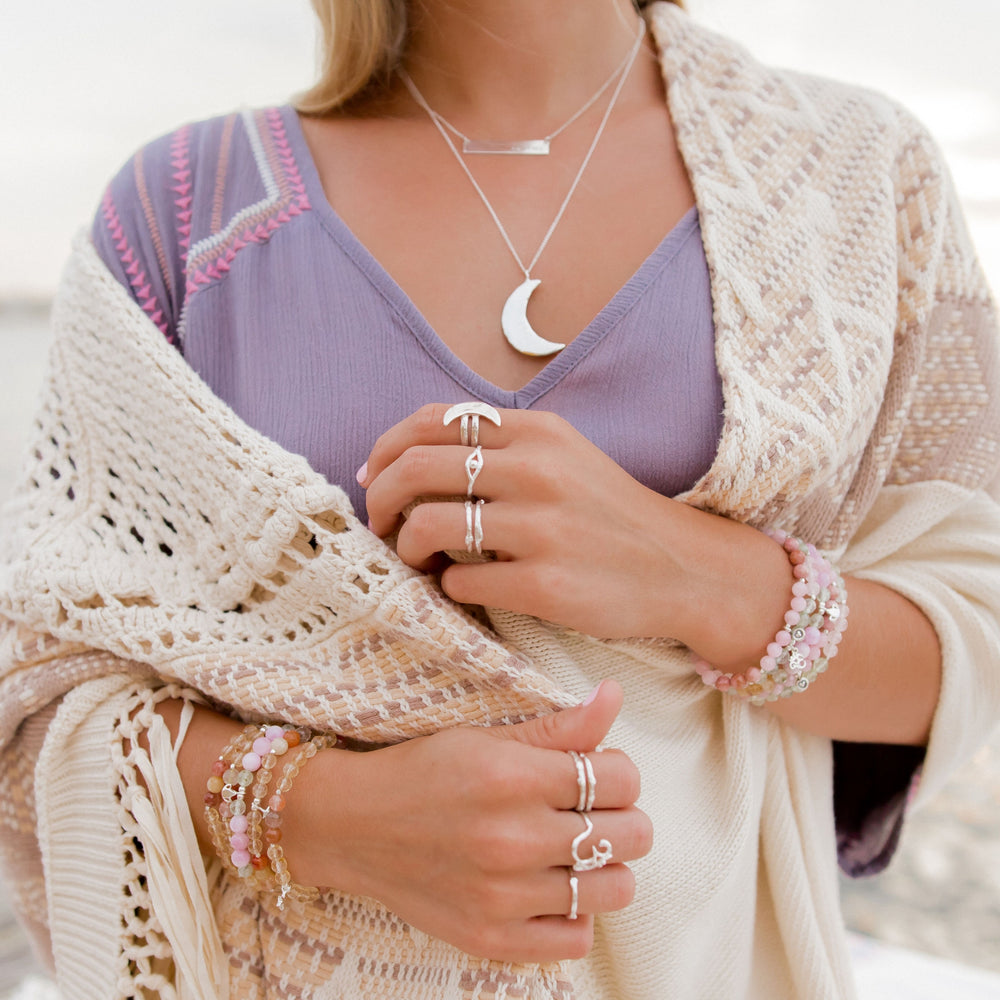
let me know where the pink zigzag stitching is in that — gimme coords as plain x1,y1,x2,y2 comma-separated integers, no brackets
101,188,172,341
184,109,311,298
170,124,193,265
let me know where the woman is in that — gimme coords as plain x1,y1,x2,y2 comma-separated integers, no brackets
1,0,998,997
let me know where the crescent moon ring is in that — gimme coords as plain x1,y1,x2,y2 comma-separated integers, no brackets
443,401,503,447
501,278,566,357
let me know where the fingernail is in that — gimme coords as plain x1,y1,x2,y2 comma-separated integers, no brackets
356,461,368,486
581,682,602,707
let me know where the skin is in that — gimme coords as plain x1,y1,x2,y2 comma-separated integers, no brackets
150,0,942,965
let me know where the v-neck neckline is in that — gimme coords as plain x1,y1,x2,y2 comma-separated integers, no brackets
280,105,700,409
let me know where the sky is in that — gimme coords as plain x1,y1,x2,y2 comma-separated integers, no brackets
1,0,998,299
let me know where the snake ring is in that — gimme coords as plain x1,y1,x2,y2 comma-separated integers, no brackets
465,445,484,497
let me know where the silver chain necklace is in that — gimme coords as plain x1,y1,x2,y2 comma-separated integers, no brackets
410,30,643,156
399,18,646,357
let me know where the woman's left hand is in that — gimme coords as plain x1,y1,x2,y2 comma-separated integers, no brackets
359,403,787,648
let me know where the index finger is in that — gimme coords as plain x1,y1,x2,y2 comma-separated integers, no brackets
546,748,642,811
360,402,513,487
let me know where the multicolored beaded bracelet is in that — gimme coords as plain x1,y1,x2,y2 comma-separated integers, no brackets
205,723,339,909
693,528,850,706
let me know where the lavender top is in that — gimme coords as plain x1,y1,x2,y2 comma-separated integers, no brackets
92,106,921,876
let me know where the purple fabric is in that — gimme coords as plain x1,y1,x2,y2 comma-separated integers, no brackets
90,106,923,876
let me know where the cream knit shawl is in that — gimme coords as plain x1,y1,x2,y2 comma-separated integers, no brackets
3,5,1000,999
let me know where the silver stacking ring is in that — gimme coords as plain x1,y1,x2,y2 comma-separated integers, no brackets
568,751,597,812
567,873,579,921
465,445,484,497
570,813,613,873
464,498,485,554
443,401,503,447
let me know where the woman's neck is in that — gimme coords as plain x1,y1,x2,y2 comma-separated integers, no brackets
401,0,644,136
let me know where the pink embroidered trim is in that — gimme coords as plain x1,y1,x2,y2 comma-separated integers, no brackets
184,109,310,299
170,125,194,265
101,188,172,342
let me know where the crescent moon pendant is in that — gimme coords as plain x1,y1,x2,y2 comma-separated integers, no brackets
501,278,566,357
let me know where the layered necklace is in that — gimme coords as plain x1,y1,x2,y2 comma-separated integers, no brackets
398,18,646,357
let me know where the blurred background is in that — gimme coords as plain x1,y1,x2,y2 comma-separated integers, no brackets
1,0,999,996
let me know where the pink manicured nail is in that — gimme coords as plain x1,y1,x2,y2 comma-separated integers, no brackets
356,461,368,485
581,682,603,706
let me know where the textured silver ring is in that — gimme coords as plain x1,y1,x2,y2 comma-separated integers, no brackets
567,873,579,920
464,500,475,552
568,751,588,812
581,753,597,812
571,813,613,873
465,445,484,497
443,402,503,447
473,499,484,555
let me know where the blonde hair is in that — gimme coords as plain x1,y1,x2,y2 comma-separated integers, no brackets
295,0,683,116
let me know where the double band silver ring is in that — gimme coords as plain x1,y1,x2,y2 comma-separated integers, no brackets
465,499,484,555
568,751,597,812
443,401,503,447
570,813,613,872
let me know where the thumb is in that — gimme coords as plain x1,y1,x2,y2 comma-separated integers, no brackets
499,680,623,752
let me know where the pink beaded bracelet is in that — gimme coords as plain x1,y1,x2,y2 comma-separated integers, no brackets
205,722,340,908
693,528,849,705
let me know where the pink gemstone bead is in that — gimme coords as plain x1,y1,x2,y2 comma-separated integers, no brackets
265,725,285,741
759,656,777,671
796,641,811,656
790,596,806,612
746,667,762,683
210,759,226,777
784,610,800,626
231,849,252,868
242,752,262,772
230,832,250,850
793,564,809,579
253,736,272,757
717,676,731,691
804,626,821,645
229,814,248,834
792,580,808,597
788,549,806,565
808,646,822,660
766,642,782,658
776,630,792,647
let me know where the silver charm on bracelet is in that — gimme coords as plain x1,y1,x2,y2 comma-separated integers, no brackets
443,401,502,447
570,813,613,872
465,445,485,497
567,873,580,920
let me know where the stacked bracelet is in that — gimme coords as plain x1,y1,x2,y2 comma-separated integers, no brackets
205,722,340,909
693,529,849,706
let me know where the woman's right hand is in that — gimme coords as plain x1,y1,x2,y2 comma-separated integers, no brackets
284,680,652,963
